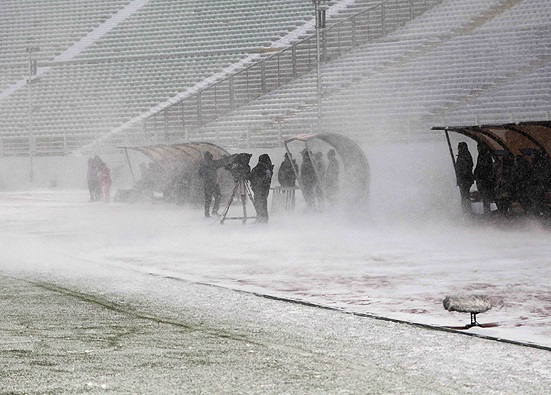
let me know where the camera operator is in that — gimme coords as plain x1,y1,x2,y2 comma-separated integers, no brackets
250,154,274,223
198,151,224,217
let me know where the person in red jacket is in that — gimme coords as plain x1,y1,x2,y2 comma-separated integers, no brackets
98,161,112,203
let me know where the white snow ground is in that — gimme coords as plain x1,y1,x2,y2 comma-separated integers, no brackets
1,139,551,352
1,184,550,349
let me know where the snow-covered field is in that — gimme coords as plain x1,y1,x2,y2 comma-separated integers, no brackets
2,183,550,348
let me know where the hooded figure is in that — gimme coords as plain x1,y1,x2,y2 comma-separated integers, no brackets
300,149,318,211
474,143,495,214
198,151,222,217
250,154,274,223
87,158,101,201
324,149,340,206
278,153,297,187
314,151,326,209
98,161,112,203
455,142,474,213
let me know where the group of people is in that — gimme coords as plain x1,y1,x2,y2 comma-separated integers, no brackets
137,161,194,204
198,148,340,222
294,148,340,212
198,151,274,223
87,155,112,203
455,142,551,216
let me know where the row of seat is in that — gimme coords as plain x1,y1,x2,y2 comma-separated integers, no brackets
0,0,315,87
177,0,550,148
3,0,549,154
0,0,131,90
138,0,444,138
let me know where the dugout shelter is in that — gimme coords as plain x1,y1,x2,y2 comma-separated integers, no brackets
120,142,232,204
283,133,370,213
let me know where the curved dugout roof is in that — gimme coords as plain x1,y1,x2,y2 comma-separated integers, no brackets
433,121,551,158
284,132,370,207
124,142,230,170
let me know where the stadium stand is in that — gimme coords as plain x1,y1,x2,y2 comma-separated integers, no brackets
0,0,550,157
174,0,551,146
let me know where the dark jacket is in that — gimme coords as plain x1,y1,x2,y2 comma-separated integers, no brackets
474,148,494,189
278,155,297,187
250,154,274,193
300,154,317,189
198,154,221,189
455,147,474,187
325,157,339,190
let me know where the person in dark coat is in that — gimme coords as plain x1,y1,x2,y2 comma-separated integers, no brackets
473,143,495,214
198,151,222,217
87,157,101,201
324,149,340,206
314,151,326,210
455,142,474,213
300,149,318,211
527,150,551,215
494,152,514,215
278,153,297,187
250,154,274,223
511,154,532,214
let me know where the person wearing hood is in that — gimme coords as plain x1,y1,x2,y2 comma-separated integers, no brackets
314,151,326,210
87,157,101,201
250,154,274,223
300,149,318,211
278,153,297,187
98,160,112,203
198,151,222,217
455,142,474,213
473,143,495,214
324,149,340,206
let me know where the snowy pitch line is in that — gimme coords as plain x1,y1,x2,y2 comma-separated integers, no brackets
21,277,287,350
7,275,383,371
20,246,551,354
152,273,551,353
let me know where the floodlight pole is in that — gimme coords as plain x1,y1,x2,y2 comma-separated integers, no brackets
313,0,327,133
26,46,39,184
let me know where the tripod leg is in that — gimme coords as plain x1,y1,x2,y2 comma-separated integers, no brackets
220,182,239,225
240,181,248,224
242,196,247,223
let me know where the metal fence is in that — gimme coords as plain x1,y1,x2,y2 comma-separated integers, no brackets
138,0,442,146
0,0,443,156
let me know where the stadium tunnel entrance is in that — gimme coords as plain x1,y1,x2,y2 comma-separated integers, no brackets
284,133,370,214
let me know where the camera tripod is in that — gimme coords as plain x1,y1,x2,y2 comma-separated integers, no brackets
220,178,256,224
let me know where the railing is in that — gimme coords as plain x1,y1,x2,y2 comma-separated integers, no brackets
139,0,443,145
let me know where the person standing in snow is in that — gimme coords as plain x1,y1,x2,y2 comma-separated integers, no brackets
300,149,318,212
198,151,222,218
314,151,326,210
87,157,101,201
250,154,274,223
278,153,297,187
324,149,340,206
455,142,474,213
474,143,495,214
98,161,112,203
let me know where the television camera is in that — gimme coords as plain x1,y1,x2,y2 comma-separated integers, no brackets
218,152,255,224
221,153,252,182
